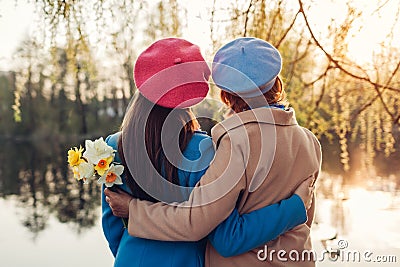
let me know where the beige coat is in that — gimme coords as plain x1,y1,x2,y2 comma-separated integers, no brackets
128,107,322,267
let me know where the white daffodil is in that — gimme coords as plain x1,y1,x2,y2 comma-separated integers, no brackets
97,164,124,187
83,137,115,165
73,161,95,181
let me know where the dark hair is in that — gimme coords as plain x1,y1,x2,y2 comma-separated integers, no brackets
118,93,199,202
220,76,289,113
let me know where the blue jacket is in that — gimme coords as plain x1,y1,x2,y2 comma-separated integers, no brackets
102,132,306,267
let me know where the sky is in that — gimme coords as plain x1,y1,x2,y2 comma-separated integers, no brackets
307,0,400,64
0,0,399,71
0,0,35,71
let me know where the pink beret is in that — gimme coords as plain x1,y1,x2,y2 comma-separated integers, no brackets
134,38,210,108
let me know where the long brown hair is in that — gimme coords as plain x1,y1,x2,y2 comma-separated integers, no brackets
220,76,289,113
118,93,199,202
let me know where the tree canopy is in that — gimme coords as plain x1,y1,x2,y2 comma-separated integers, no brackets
3,0,400,177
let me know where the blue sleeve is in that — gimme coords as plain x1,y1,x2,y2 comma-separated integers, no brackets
180,133,215,188
101,134,125,257
208,194,307,257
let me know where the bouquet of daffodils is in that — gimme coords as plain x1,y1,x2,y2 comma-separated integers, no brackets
67,137,124,187
68,137,127,227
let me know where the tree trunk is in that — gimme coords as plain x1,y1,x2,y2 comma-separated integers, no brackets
75,63,87,134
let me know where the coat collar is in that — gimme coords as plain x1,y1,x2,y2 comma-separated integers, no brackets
211,107,298,142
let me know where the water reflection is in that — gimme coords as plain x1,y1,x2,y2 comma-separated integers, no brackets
1,137,399,238
313,172,400,266
0,137,399,266
0,137,101,237
315,174,350,237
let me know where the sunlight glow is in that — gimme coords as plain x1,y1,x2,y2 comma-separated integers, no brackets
308,0,400,64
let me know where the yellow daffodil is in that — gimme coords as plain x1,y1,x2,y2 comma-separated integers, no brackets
95,156,113,176
68,146,85,167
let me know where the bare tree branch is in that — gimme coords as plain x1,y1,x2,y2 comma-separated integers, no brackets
298,0,400,92
303,65,331,87
276,9,300,48
267,0,281,41
243,0,254,37
298,0,400,125
351,59,400,121
371,0,391,15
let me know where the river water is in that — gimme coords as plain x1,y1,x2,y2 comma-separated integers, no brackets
0,138,399,266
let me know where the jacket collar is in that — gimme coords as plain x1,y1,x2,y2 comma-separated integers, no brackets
211,107,298,142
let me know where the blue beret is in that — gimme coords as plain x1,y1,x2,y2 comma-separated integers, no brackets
212,37,282,98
